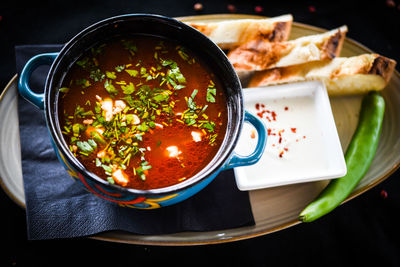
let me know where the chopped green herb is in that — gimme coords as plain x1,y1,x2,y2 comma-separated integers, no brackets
115,65,125,72
104,79,118,95
106,71,117,79
72,123,82,137
87,139,97,149
201,121,216,132
125,69,138,77
136,161,152,181
76,57,91,69
107,176,115,184
76,140,95,154
161,59,186,87
121,82,135,95
153,92,169,103
137,122,149,132
90,68,105,82
90,131,106,144
76,79,91,88
121,40,137,55
206,86,216,103
186,89,198,110
102,164,113,173
59,87,70,93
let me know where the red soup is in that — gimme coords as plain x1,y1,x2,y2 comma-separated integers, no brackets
58,35,227,190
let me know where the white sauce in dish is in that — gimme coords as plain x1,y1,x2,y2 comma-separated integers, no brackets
234,81,346,190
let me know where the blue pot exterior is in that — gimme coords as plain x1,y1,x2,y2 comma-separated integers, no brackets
19,14,268,209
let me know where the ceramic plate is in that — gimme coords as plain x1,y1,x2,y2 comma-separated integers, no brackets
1,14,400,245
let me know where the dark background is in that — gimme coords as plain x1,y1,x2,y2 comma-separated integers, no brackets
1,0,400,266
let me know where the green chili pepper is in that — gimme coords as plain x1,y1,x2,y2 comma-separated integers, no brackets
299,91,385,222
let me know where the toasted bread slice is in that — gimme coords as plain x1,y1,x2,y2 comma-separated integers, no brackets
185,14,293,49
228,26,347,71
248,54,397,95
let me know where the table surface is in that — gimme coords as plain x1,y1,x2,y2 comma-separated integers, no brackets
1,0,400,266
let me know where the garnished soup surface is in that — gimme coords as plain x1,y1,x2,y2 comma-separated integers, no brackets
58,35,227,190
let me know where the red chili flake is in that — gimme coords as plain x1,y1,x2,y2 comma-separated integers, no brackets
255,103,260,110
267,128,272,136
308,5,316,12
271,111,277,121
303,135,306,139
284,106,289,111
254,5,264,13
380,189,388,199
227,4,237,13
193,3,204,11
291,128,297,133
261,104,265,108
284,147,288,152
278,137,282,144
279,151,284,158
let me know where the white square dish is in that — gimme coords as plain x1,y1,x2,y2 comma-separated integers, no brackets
234,81,347,191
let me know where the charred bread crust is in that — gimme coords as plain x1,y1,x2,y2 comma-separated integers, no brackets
263,21,292,42
320,28,346,60
247,54,397,94
228,26,347,71
227,41,292,70
185,15,293,49
248,68,287,88
368,55,397,83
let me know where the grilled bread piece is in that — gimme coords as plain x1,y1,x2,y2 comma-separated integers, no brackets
248,54,397,95
185,14,293,49
228,26,347,71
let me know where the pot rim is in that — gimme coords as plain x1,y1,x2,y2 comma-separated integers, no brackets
45,13,244,196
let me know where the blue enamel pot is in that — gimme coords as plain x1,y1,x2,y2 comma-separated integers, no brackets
18,14,267,209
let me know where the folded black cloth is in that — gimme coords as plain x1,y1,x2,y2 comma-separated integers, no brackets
15,45,255,240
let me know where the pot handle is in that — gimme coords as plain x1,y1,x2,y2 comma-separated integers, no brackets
18,53,58,110
223,111,267,170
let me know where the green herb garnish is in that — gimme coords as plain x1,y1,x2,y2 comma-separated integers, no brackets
76,139,97,154
206,83,217,103
106,71,117,79
104,79,118,95
125,69,138,77
121,40,138,55
59,87,70,93
75,79,91,88
115,65,125,72
121,82,135,95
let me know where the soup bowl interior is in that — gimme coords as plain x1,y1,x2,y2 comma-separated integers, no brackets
45,14,243,195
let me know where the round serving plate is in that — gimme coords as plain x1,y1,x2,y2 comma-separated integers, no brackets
1,14,399,245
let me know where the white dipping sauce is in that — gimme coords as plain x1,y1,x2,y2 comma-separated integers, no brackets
234,82,346,190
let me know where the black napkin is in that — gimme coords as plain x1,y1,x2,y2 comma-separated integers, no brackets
15,45,255,240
